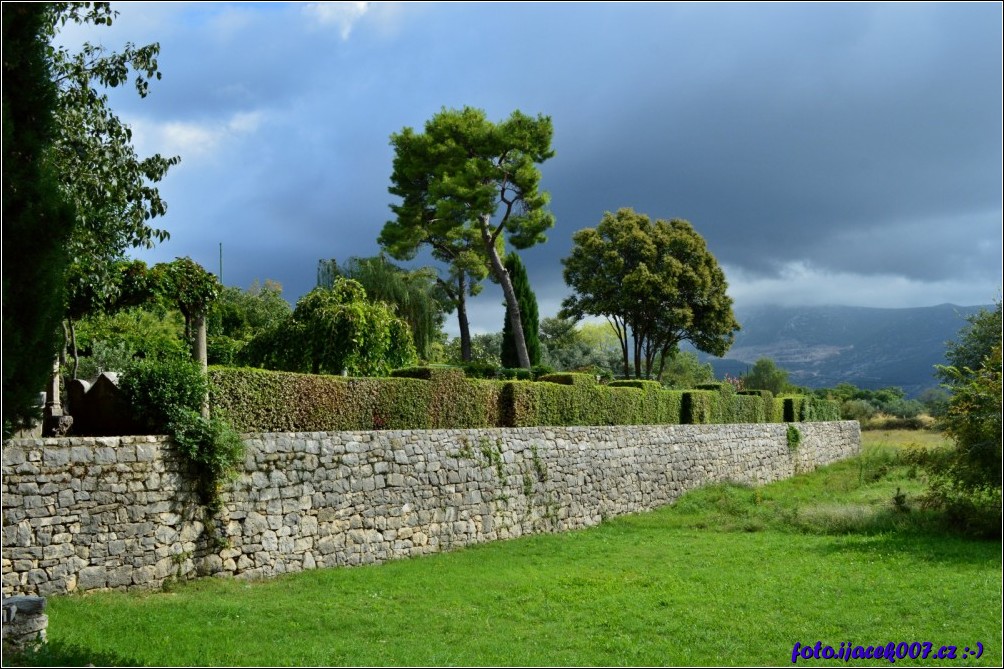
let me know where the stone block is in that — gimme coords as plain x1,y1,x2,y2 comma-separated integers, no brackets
42,448,71,467
107,566,133,588
132,565,158,586
77,566,107,590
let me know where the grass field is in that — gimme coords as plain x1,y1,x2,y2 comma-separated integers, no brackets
8,430,1002,666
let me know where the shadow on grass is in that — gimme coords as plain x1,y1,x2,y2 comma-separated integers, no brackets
2,639,143,667
805,518,1002,568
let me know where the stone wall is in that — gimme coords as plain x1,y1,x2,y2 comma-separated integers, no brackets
2,422,859,597
2,596,48,649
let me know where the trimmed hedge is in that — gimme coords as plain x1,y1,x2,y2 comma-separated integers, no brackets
682,390,716,424
209,366,841,432
609,379,663,391
775,395,842,423
739,390,777,423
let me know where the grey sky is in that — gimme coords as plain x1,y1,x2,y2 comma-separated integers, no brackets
64,1,1002,334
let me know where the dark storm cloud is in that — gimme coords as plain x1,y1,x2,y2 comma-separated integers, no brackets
536,2,1001,282
89,2,999,331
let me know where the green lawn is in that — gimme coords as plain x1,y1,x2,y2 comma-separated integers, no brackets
10,430,1002,666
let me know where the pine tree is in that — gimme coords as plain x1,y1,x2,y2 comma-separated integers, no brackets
500,254,541,368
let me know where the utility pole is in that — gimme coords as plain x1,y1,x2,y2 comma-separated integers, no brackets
219,242,223,284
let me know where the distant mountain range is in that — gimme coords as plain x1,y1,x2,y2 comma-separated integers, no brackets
688,303,991,397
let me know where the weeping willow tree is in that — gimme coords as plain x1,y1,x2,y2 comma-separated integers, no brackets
317,255,447,360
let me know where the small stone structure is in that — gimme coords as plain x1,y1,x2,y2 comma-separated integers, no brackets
66,372,138,437
2,422,860,596
1,595,48,650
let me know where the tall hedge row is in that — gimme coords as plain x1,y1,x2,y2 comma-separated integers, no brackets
209,367,840,433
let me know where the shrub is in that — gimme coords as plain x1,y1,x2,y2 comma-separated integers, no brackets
682,390,716,424
537,372,597,387
207,335,244,366
169,409,245,512
121,359,245,515
739,390,776,422
609,380,663,391
909,343,1002,537
787,424,801,450
120,358,208,433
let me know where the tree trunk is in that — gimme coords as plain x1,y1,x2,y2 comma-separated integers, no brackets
656,345,670,382
480,215,530,368
68,320,79,380
632,329,643,378
610,317,630,378
193,312,209,418
456,274,473,363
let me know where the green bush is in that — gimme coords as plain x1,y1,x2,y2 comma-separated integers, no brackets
739,390,776,422
537,372,598,387
212,366,504,432
694,382,727,392
786,424,801,450
810,397,842,421
682,390,716,424
121,359,245,515
207,335,244,366
120,358,208,433
169,409,245,512
775,395,841,423
731,394,769,423
609,380,663,391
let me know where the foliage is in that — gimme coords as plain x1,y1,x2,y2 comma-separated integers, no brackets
445,332,504,367
786,424,801,450
917,387,951,418
239,280,417,377
65,258,217,376
209,280,291,341
816,382,926,421
739,389,778,423
937,300,1002,386
680,390,716,424
561,208,740,379
45,2,180,321
538,317,621,375
776,395,841,423
119,357,244,513
168,409,246,513
913,342,1002,536
208,363,838,433
210,367,504,432
119,358,208,434
207,280,291,365
660,350,715,389
455,363,552,381
500,253,541,368
742,357,792,395
2,2,77,435
321,255,447,361
71,305,187,378
503,376,685,428
152,257,220,335
382,106,556,368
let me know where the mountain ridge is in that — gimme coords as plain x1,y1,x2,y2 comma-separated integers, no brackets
690,303,991,397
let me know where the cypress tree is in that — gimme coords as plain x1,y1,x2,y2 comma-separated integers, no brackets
500,253,541,368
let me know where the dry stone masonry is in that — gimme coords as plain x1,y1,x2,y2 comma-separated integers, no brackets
2,422,859,596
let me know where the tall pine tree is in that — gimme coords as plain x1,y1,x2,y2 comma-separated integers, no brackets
500,253,541,368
